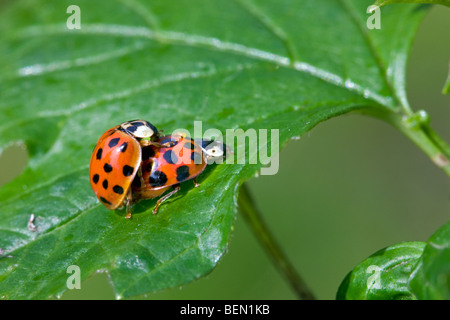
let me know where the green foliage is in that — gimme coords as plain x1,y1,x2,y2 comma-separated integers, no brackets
409,221,450,299
338,221,450,300
373,0,450,7
444,68,450,94
0,0,443,299
337,242,425,300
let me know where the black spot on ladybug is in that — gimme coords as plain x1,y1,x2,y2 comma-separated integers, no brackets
184,142,195,150
149,170,168,187
126,125,138,133
123,165,134,177
92,174,99,184
100,197,112,205
113,185,124,194
118,142,128,152
103,163,113,173
191,151,202,164
108,138,120,148
176,165,190,182
102,179,108,189
96,148,103,160
142,146,155,159
132,176,141,188
163,150,178,164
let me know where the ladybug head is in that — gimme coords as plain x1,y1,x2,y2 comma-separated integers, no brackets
198,139,229,161
120,120,159,141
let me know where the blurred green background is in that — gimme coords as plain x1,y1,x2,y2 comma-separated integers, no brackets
0,5,449,300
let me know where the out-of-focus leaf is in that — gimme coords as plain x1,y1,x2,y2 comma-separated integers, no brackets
443,65,450,94
337,242,425,300
409,221,450,299
373,0,450,7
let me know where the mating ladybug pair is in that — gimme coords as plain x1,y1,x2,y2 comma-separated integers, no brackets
89,120,226,218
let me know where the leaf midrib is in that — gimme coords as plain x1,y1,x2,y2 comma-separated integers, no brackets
12,22,394,108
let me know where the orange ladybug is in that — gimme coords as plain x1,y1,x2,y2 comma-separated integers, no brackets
89,120,171,218
132,133,226,214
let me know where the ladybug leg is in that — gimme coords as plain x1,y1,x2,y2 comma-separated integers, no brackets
193,177,200,188
152,184,180,214
153,141,176,148
125,189,133,219
140,140,175,148
150,132,183,148
138,166,145,188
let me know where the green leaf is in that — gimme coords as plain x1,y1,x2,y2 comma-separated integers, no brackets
409,221,450,299
336,242,426,300
373,0,450,7
338,221,450,300
0,0,430,299
443,66,450,94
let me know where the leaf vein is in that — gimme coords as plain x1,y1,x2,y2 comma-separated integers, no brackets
231,0,299,62
17,23,392,106
336,0,401,108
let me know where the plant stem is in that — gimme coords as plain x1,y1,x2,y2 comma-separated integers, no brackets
389,118,450,177
238,183,316,300
421,124,450,160
358,108,450,177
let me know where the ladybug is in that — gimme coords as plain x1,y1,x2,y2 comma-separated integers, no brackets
132,133,226,214
89,120,171,218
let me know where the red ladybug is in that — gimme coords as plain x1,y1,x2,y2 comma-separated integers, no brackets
89,120,171,218
132,133,226,214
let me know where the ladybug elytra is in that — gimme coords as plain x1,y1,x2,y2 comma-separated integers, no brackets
132,133,226,214
89,120,170,218
89,121,226,218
